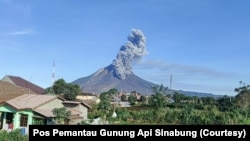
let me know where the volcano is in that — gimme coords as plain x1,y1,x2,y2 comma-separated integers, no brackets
72,29,158,95
72,29,221,98
72,65,157,95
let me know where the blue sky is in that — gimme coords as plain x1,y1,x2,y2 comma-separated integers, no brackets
0,0,249,96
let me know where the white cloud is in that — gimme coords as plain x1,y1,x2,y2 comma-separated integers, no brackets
132,59,238,95
134,59,234,77
8,29,34,36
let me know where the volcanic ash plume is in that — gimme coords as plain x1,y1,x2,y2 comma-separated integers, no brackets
111,28,148,80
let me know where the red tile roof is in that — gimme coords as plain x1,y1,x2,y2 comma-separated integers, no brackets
2,75,45,94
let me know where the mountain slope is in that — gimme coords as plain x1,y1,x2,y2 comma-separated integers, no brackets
72,66,157,95
72,29,221,98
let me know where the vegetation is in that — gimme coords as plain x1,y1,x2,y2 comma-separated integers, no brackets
2,81,250,140
45,78,81,100
97,89,117,120
88,82,250,125
0,129,28,141
52,107,71,124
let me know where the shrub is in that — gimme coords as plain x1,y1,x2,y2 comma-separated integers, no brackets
0,129,28,141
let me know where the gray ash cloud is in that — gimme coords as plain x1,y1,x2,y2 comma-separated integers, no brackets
110,28,148,80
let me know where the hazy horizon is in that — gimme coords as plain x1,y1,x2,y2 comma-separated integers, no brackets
1,0,250,96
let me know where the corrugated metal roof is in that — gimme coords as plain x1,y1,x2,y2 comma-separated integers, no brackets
63,100,92,109
2,75,45,94
69,115,83,119
0,94,23,104
0,81,36,95
81,101,92,109
34,108,82,118
63,101,81,104
68,108,82,115
6,94,57,110
34,109,55,117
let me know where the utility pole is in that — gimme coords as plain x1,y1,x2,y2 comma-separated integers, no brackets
170,74,172,94
50,61,56,94
52,61,55,86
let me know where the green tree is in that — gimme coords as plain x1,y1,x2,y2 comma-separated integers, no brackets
49,78,81,100
152,84,169,95
107,88,118,95
121,95,127,101
172,92,186,105
148,94,165,109
52,107,71,124
217,95,235,112
97,92,112,120
63,83,81,100
128,95,137,105
235,81,250,110
52,79,67,94
148,84,168,110
139,95,147,105
234,81,250,121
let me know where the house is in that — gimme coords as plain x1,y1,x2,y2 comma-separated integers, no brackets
0,94,91,134
76,92,100,106
1,75,45,94
0,80,36,95
62,100,91,124
76,92,98,101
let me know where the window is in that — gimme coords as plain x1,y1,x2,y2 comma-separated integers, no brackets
20,114,28,127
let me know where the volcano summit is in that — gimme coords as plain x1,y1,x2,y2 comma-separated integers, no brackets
72,29,157,95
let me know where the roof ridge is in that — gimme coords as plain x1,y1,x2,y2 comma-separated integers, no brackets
3,75,45,94
10,75,43,88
